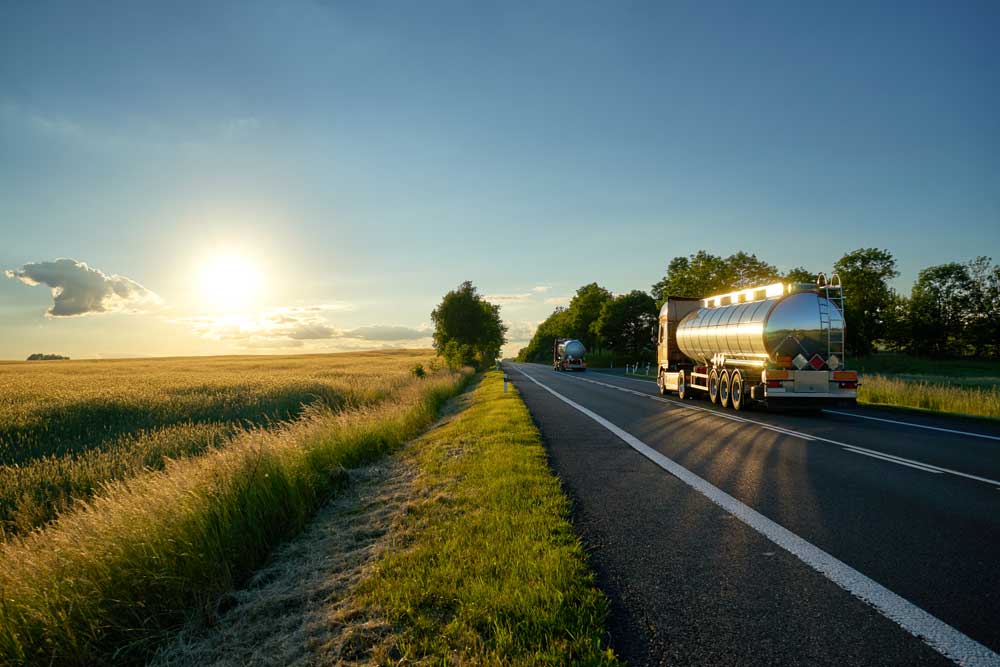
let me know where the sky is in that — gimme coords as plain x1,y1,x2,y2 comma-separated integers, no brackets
1,1,997,360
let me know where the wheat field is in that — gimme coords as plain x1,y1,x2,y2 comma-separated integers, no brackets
0,350,467,665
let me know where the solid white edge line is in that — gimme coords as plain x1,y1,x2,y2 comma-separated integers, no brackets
568,371,1000,488
512,366,1000,667
843,448,945,474
824,409,1000,442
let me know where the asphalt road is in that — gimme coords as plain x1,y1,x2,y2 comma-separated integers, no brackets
506,362,1000,667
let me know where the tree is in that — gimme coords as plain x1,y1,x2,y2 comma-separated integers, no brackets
431,281,507,369
651,250,780,306
965,257,1000,358
784,266,818,284
833,248,899,356
594,291,657,358
908,262,974,357
516,307,573,363
567,283,612,350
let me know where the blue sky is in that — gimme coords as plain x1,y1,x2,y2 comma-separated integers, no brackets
1,1,997,359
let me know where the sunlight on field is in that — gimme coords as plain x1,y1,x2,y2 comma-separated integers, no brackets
0,350,436,537
0,350,466,665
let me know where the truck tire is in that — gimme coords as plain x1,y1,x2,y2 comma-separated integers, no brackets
731,371,745,411
719,370,732,409
677,370,689,400
657,370,667,395
708,368,720,405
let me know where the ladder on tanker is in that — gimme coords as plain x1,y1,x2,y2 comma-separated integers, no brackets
816,273,846,368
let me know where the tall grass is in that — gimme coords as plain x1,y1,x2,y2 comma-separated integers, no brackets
0,367,467,665
0,351,433,464
0,351,439,538
859,374,1000,419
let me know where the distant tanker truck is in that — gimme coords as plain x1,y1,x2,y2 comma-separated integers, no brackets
656,274,858,410
554,338,587,372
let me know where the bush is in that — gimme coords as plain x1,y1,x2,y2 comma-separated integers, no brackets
410,363,426,379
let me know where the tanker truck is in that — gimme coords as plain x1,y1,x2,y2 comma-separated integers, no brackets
554,338,587,372
656,274,858,410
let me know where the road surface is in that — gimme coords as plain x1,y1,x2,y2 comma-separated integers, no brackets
507,362,1000,667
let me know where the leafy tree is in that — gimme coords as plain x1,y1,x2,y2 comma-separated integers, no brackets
516,307,572,363
965,257,1000,358
431,281,507,369
651,250,780,306
594,290,657,358
908,262,974,357
567,283,612,350
784,266,817,284
833,248,899,356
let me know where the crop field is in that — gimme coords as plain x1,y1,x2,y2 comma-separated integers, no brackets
0,351,437,537
0,350,468,665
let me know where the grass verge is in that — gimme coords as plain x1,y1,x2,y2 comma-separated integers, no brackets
859,374,1000,420
0,369,469,666
356,371,620,665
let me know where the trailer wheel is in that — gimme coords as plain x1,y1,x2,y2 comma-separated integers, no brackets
731,371,745,411
708,368,720,404
677,370,689,400
657,370,667,395
719,370,732,409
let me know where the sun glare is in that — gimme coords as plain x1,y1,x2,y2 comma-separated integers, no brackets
198,254,263,311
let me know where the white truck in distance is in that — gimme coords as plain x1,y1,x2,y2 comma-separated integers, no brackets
656,275,858,410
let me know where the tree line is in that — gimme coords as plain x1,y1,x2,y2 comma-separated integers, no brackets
516,249,1000,363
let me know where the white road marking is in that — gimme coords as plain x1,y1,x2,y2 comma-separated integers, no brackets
560,370,1000,488
844,448,945,474
512,366,1000,667
824,409,1000,443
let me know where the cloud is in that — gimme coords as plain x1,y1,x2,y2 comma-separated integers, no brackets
343,325,429,341
504,320,537,341
485,293,534,303
185,308,429,350
544,295,571,306
532,285,550,293
5,258,161,317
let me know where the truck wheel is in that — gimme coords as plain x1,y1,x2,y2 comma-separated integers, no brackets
657,371,667,395
677,370,689,400
708,368,720,404
719,370,732,409
731,371,745,411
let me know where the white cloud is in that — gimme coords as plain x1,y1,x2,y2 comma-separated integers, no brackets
344,325,429,341
504,320,537,342
5,258,161,317
544,295,571,306
532,285,550,293
485,293,534,303
184,308,430,349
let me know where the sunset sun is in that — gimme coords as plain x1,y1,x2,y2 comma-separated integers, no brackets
197,254,263,311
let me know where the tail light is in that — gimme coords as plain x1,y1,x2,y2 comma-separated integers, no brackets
839,381,857,389
766,380,783,389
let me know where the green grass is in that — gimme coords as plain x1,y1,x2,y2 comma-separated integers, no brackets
358,371,620,666
0,351,439,538
0,364,468,666
859,375,1000,420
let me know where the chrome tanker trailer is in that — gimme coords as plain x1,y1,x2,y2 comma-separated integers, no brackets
656,275,858,410
553,338,587,372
